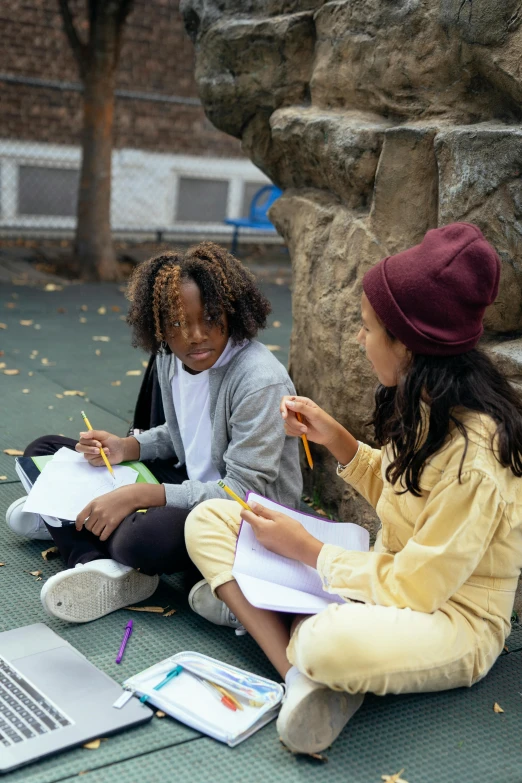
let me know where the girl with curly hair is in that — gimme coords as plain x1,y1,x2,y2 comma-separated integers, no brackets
7,242,302,623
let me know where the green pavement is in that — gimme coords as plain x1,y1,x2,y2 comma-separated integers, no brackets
0,271,521,783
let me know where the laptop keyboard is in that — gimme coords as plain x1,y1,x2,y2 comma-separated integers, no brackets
0,656,72,746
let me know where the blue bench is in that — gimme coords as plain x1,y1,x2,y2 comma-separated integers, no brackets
225,185,282,255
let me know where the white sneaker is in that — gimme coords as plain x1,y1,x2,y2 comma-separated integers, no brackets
277,671,364,754
5,497,53,541
188,579,244,630
40,559,160,623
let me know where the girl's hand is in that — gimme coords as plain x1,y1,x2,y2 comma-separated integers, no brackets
240,502,323,568
76,430,126,466
280,396,341,448
76,485,140,541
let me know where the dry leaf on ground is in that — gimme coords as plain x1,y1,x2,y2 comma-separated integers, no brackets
381,770,408,783
79,317,87,324
80,305,88,311
28,371,33,376
5,302,16,309
142,361,148,368
4,449,23,456
20,320,33,326
111,305,121,312
0,363,5,369
0,477,7,481
41,546,59,561
493,702,505,713
272,321,281,328
504,644,509,652
57,307,66,314
92,336,110,342
155,710,166,718
264,345,281,352
55,394,63,399
274,277,286,286
44,284,63,292
27,570,42,577
95,349,101,356
164,609,177,617
0,563,5,566
126,370,142,376
63,390,85,397
125,606,166,613
0,323,7,329
82,738,107,750
111,380,121,386
34,325,41,330
97,306,107,315
22,389,30,394
4,369,20,375
41,358,55,366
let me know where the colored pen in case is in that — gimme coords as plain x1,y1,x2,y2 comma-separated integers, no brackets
188,673,237,711
140,665,183,704
115,620,133,664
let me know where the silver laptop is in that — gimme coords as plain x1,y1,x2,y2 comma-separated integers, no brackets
0,623,153,773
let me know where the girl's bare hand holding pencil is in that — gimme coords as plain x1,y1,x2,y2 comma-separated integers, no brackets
75,431,139,467
280,396,359,466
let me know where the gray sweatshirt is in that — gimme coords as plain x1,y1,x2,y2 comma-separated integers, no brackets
135,340,303,509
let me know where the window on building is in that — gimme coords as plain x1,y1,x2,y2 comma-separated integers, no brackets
18,166,79,217
241,182,265,217
176,177,229,222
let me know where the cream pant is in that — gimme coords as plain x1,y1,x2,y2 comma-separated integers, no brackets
185,499,491,696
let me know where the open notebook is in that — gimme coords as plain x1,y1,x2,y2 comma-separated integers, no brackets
232,493,370,614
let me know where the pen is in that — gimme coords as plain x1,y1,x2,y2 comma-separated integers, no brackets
140,665,183,704
185,671,237,711
295,412,314,470
115,620,133,664
80,410,116,483
211,683,244,711
217,480,252,511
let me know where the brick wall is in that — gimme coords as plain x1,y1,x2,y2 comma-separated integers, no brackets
0,0,242,157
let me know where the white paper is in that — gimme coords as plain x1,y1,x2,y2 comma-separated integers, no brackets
232,492,369,614
24,458,138,521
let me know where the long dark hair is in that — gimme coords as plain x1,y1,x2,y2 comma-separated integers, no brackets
371,348,522,496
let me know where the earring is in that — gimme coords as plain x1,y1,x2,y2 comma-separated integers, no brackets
160,340,168,353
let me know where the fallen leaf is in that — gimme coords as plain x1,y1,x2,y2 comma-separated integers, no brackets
30,350,38,356
19,320,33,326
0,363,5,369
163,609,177,617
63,390,85,397
34,324,41,330
493,702,505,713
55,393,63,399
44,283,63,292
0,562,5,565
272,321,281,328
155,710,166,718
79,317,87,324
111,380,121,386
48,405,54,410
41,546,59,561
504,644,509,652
111,305,121,312
126,370,142,376
120,315,127,320
22,389,30,394
275,277,286,286
95,349,101,356
5,302,16,309
80,305,88,311
82,738,107,750
0,477,7,481
125,606,166,613
315,508,327,516
3,449,24,456
4,369,20,375
97,306,107,315
56,307,66,314
381,770,408,783
41,358,55,365
27,570,42,577
0,323,7,329
92,336,110,342
28,371,33,376
142,361,148,368
264,345,282,352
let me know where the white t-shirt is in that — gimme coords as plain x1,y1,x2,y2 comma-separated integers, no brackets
171,339,246,482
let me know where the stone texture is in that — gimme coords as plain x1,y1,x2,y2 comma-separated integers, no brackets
183,0,522,554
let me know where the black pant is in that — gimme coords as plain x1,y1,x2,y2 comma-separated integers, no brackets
24,435,192,576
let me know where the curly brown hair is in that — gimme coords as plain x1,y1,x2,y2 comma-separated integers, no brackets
126,242,272,353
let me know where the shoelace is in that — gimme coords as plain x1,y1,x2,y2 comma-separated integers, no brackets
230,611,247,636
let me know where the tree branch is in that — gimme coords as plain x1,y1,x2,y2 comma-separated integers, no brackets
57,0,88,76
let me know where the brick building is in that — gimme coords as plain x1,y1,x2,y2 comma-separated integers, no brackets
0,1,270,237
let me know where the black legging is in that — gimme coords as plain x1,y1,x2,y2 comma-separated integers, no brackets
24,435,193,576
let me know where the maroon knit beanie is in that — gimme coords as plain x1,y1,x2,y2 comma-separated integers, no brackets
362,223,501,356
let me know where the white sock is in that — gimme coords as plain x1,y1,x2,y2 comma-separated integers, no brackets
284,666,301,687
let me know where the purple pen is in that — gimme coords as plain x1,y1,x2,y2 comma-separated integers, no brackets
115,620,133,664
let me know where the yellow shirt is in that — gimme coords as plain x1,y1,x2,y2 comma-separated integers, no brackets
317,411,522,644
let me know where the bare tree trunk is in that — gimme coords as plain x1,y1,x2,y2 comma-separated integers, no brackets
76,64,120,281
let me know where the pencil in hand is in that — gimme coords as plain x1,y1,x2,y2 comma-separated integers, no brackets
80,410,116,483
217,480,252,511
295,412,313,469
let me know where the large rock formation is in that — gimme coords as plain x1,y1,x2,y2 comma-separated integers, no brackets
181,0,522,605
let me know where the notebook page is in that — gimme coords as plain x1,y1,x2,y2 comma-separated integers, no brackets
233,493,369,599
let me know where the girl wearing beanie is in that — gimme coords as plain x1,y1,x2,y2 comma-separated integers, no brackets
184,223,522,755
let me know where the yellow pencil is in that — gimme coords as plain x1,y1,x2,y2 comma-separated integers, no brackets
80,410,116,482
295,412,313,470
217,480,252,511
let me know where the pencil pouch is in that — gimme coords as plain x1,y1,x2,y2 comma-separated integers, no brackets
123,651,284,747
